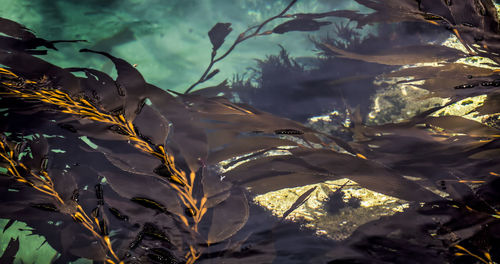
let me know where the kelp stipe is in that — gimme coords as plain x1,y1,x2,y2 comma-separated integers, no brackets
185,0,332,94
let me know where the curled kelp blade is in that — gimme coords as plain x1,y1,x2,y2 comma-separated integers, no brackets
80,49,149,120
206,136,299,165
290,148,440,202
133,104,171,146
326,204,449,263
91,144,162,176
0,17,85,54
349,112,500,202
476,91,500,115
0,50,81,94
66,67,127,114
201,188,249,244
282,186,317,219
383,63,500,99
0,17,36,40
320,0,500,62
208,22,232,51
272,19,331,34
221,146,439,202
201,166,233,209
0,237,19,263
321,43,466,66
424,116,500,137
173,94,352,157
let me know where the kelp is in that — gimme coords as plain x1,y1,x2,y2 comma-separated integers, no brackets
226,19,460,121
0,0,500,263
320,43,466,66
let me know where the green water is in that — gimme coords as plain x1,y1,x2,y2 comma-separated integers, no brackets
0,0,365,93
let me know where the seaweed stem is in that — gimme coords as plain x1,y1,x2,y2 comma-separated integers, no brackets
184,0,298,94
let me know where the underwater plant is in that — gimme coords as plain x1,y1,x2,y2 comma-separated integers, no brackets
0,0,500,263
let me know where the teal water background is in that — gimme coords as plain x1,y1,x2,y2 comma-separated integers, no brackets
0,1,371,263
0,0,368,93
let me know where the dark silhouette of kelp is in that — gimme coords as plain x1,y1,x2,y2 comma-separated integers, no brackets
0,0,500,263
184,0,332,94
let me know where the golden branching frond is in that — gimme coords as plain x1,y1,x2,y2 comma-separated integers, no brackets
0,139,122,264
0,67,206,263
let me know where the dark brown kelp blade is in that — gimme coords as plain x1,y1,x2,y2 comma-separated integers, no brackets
2,219,16,233
172,92,440,202
189,80,231,97
66,67,127,114
131,197,168,214
206,136,299,165
316,0,425,27
0,50,81,94
0,237,20,263
208,23,232,51
424,116,500,137
384,63,500,98
2,2,500,262
0,17,85,54
79,48,148,120
221,147,440,202
476,92,500,115
321,42,466,66
133,105,171,146
282,186,317,219
205,188,249,244
272,19,331,34
0,17,36,40
60,224,107,261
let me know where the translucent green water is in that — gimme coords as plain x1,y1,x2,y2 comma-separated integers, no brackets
0,0,364,92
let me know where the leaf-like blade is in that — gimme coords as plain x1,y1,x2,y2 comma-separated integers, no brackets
206,188,249,244
272,19,331,34
282,186,317,219
208,23,232,51
0,237,19,263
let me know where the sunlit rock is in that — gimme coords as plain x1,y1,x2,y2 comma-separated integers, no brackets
253,178,409,240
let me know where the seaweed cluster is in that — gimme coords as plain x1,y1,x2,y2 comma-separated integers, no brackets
0,0,499,263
